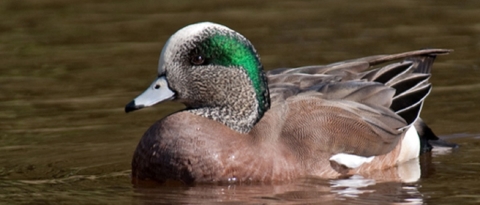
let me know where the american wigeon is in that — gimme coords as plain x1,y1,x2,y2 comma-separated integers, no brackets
125,22,452,184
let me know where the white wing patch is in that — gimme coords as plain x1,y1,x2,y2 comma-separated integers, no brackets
329,153,375,169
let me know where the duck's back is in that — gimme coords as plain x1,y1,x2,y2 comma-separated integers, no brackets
263,49,449,174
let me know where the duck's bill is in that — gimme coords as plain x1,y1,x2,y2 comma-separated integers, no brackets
125,76,175,113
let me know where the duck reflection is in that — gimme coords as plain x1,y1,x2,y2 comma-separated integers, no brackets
132,155,433,204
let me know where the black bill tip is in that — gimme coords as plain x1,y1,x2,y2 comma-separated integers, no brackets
125,100,144,113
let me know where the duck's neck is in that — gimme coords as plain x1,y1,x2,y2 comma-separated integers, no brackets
189,105,258,134
187,69,270,134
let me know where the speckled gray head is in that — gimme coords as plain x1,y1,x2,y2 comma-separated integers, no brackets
125,22,270,133
157,22,233,75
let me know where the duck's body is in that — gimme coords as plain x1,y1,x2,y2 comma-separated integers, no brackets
132,101,404,183
126,22,452,184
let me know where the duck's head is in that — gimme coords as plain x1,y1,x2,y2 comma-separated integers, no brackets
125,22,270,133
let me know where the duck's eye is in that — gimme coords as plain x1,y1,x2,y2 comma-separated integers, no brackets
190,54,205,65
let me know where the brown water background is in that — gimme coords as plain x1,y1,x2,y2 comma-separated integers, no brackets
1,0,480,204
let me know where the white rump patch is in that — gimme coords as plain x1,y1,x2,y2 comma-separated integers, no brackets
329,153,375,169
397,126,420,164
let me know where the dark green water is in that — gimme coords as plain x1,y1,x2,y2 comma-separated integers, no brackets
1,0,479,204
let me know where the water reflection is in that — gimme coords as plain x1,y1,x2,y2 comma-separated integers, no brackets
132,157,426,204
132,179,426,204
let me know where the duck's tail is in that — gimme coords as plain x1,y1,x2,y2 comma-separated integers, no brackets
360,55,433,127
364,51,458,155
414,118,459,154
407,54,459,153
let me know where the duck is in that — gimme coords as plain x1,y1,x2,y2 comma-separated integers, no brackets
125,22,453,185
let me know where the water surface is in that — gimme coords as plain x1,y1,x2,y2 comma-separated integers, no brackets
1,0,480,204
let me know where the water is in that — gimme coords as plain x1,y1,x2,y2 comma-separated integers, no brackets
1,0,480,204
